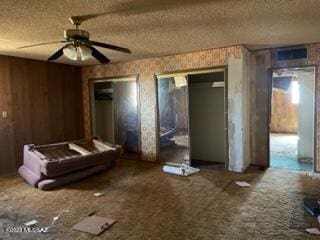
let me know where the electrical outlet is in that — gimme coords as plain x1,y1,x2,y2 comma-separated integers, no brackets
2,111,7,118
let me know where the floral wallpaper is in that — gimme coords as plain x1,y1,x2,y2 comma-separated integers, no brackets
82,46,243,161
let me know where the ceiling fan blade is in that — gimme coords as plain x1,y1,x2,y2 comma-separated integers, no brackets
18,41,69,49
89,46,110,64
69,12,107,24
87,40,131,54
47,47,65,61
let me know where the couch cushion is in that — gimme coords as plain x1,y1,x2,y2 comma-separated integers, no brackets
38,164,108,190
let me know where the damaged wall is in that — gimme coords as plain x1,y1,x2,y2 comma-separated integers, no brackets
250,44,320,171
249,50,271,167
227,48,251,172
297,71,315,161
82,46,250,172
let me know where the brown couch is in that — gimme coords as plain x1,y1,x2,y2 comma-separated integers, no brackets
18,137,121,190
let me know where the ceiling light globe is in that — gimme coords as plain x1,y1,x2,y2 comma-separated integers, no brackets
63,44,77,60
78,45,92,61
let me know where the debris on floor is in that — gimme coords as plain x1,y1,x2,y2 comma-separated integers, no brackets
24,219,38,226
163,163,200,176
306,228,320,235
235,181,251,187
50,209,70,226
94,192,105,197
43,209,70,232
73,215,116,235
303,198,320,216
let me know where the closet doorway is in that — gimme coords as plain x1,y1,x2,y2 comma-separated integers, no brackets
188,71,227,170
90,76,141,160
156,68,228,170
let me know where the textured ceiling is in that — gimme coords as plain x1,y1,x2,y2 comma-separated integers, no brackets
1,0,320,66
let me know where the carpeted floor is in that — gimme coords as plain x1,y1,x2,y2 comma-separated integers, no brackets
0,159,320,239
270,133,313,171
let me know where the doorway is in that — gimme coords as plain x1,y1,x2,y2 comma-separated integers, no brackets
269,67,315,171
90,76,140,160
156,68,227,170
188,72,226,170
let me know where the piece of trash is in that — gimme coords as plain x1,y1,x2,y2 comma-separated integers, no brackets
73,215,116,235
24,219,38,226
94,192,104,197
235,181,251,187
51,209,70,226
304,199,320,216
306,228,320,235
163,163,200,176
44,209,70,232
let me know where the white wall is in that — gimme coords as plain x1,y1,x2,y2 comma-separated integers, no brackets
297,71,315,160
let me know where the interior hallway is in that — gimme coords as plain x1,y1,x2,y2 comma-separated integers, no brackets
270,133,313,171
0,159,319,240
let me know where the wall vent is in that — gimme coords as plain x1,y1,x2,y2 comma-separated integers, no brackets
277,47,307,61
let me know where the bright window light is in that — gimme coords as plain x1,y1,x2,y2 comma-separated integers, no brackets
291,81,300,104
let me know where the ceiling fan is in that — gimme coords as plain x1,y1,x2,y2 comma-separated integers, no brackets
18,14,131,64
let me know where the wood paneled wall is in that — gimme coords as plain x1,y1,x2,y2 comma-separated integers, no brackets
0,55,84,174
271,89,298,133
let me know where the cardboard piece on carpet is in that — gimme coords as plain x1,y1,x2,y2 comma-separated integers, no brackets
73,215,116,235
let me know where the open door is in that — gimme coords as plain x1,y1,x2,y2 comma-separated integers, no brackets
156,68,227,170
90,76,140,160
156,75,190,165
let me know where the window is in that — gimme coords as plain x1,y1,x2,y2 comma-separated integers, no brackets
291,80,299,104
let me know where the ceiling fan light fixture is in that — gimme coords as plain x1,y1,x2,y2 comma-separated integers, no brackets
78,45,92,61
63,44,77,60
20,15,131,63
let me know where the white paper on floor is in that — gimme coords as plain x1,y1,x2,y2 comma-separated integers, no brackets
94,192,105,197
163,163,200,176
235,181,251,187
306,228,320,235
24,219,38,226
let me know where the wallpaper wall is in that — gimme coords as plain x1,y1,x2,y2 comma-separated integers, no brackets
82,46,243,161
